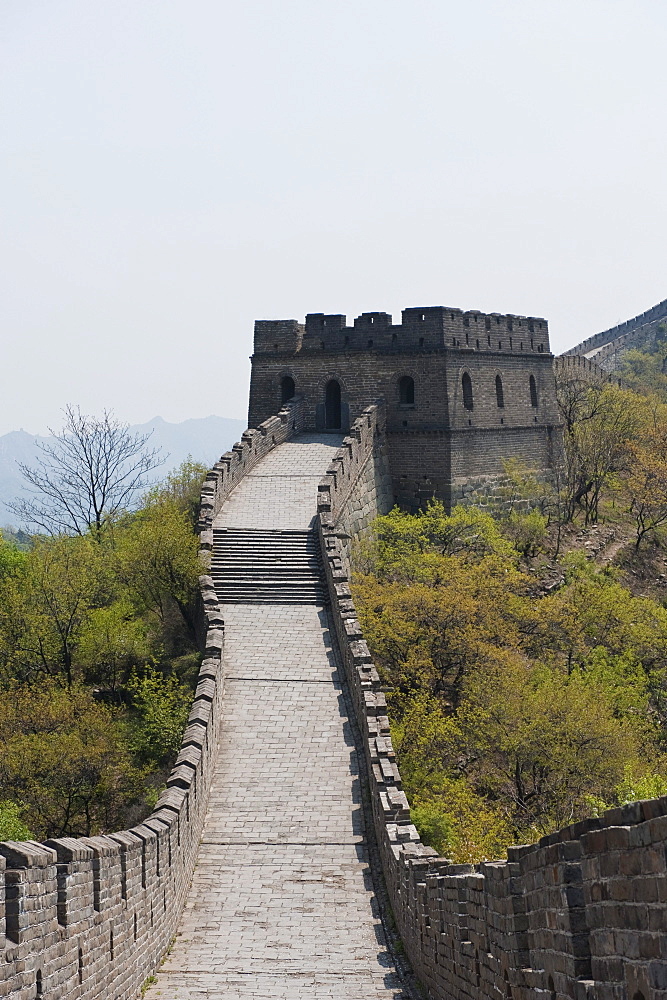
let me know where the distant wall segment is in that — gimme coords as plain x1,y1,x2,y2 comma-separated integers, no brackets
319,404,667,1000
563,297,667,372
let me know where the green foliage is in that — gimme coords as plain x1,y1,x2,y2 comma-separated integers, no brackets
0,535,27,579
0,462,206,839
127,666,192,766
0,680,146,838
354,502,667,860
0,800,32,841
143,457,208,527
77,601,152,691
504,508,548,557
115,496,201,641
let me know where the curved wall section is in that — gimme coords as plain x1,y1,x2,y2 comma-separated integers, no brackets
0,398,304,999
319,405,667,1000
563,297,667,367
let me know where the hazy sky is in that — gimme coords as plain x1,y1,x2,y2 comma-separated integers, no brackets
2,1,666,435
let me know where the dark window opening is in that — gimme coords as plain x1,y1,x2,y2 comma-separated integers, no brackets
280,376,295,404
485,317,491,331
530,375,538,407
487,335,491,346
367,338,373,348
498,341,502,350
320,341,325,350
78,949,84,984
529,321,535,333
134,913,138,942
419,337,424,347
509,337,513,349
476,339,480,349
508,318,513,332
36,971,43,997
325,380,342,429
466,333,469,345
530,338,534,350
399,376,415,405
110,930,114,961
463,316,469,328
462,372,474,411
495,375,505,408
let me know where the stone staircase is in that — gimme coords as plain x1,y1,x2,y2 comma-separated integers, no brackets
211,526,328,603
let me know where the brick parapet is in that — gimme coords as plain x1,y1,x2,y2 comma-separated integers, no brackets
197,397,304,553
553,354,623,386
318,406,667,999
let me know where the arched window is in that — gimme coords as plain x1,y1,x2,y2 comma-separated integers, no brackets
529,374,538,408
462,372,473,411
495,375,505,409
280,375,295,404
325,379,342,429
398,375,415,405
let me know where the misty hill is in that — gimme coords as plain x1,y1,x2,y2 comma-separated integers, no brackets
0,415,247,529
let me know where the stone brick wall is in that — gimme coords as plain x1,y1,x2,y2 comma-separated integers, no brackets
0,401,305,999
319,407,667,1000
316,403,393,570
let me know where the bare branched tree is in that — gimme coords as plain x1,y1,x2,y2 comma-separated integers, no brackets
9,406,165,536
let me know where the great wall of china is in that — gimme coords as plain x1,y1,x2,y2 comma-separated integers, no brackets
1,301,667,998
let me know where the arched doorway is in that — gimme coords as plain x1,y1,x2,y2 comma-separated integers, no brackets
325,379,342,429
280,375,295,404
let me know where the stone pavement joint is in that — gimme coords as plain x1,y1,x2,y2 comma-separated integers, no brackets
145,435,403,999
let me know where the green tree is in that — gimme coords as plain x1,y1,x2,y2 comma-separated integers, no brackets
0,801,32,841
127,665,192,765
0,680,146,838
115,497,201,643
0,535,109,686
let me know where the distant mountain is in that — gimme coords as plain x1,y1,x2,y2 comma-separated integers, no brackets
0,415,247,529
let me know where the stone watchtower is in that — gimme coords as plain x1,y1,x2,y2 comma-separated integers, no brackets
248,305,561,509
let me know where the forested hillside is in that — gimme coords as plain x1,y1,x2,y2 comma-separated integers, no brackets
0,459,206,841
353,363,667,863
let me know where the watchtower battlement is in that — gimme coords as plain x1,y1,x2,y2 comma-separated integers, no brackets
253,306,551,356
249,304,561,510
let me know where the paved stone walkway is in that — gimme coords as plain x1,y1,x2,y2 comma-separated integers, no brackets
146,435,403,999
